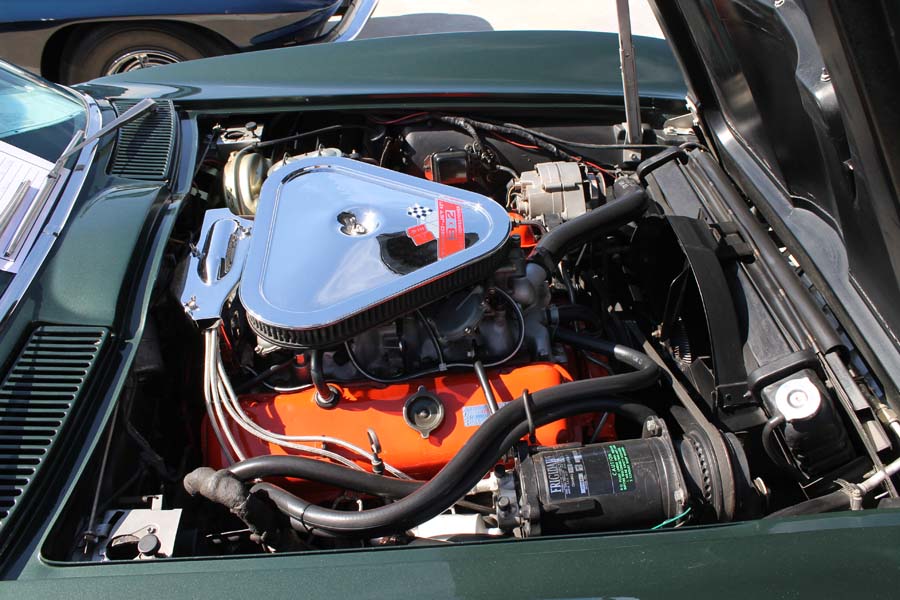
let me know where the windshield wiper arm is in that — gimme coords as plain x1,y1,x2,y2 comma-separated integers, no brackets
1,129,85,259
2,98,156,261
55,97,157,168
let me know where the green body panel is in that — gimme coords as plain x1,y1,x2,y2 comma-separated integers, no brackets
23,184,163,323
0,160,166,362
10,511,900,599
79,31,687,108
1,30,897,599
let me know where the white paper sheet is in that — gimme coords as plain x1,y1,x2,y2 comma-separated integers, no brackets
0,140,54,271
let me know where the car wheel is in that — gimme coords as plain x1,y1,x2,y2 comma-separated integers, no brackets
59,24,230,84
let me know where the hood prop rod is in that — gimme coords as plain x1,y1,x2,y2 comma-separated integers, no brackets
616,0,643,161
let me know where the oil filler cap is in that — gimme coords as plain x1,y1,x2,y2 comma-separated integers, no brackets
404,386,445,439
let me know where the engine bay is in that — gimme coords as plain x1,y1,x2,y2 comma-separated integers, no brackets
44,104,894,562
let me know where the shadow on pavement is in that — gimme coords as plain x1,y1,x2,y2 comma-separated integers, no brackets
358,14,494,39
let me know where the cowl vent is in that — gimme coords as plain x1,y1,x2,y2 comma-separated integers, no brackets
0,326,107,534
109,99,176,180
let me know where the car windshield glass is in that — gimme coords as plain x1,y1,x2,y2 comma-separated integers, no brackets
0,64,86,161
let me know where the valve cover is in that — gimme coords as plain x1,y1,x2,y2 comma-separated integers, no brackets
239,156,512,348
205,363,588,482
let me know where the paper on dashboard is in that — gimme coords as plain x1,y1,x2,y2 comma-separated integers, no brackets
0,140,54,270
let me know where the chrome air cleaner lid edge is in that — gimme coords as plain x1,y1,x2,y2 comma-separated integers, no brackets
239,156,511,348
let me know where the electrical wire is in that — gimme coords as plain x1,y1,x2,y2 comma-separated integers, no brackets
650,506,692,530
371,112,663,177
218,351,411,477
241,366,311,393
205,328,411,477
236,359,299,393
492,132,540,150
370,112,430,125
416,309,445,368
588,412,610,444
204,329,242,463
500,120,669,151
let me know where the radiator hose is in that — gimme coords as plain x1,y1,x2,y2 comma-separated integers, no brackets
225,331,660,538
528,178,648,274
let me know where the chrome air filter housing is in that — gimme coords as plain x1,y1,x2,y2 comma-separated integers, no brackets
239,156,512,348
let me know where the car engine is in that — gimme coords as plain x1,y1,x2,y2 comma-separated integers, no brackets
46,107,882,562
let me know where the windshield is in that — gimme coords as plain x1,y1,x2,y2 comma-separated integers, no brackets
0,63,86,161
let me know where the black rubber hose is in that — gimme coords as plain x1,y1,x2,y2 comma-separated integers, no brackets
310,349,336,405
227,455,422,498
253,396,656,537
554,305,602,329
553,328,659,373
765,490,851,519
528,179,648,273
226,393,653,503
761,415,804,479
245,336,659,537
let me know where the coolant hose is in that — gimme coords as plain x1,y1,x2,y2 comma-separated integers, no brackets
244,332,659,537
529,179,647,273
553,328,658,372
221,396,655,502
252,397,656,537
553,304,602,329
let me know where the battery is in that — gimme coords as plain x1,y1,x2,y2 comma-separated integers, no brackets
517,437,688,535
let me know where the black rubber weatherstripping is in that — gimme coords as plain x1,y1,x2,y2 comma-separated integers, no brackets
229,331,660,537
764,489,851,518
528,178,648,273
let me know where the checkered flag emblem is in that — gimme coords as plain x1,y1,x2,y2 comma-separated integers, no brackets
407,204,434,221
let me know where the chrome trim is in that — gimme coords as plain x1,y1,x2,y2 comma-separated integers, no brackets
0,92,102,325
320,0,379,43
177,209,253,324
0,180,31,235
2,130,83,261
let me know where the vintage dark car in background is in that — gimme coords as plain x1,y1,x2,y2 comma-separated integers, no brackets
0,0,376,83
0,0,898,597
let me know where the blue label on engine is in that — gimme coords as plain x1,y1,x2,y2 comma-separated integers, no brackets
462,402,507,427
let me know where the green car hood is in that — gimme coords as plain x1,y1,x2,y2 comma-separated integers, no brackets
77,30,687,108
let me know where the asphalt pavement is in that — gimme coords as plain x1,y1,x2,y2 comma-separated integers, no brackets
360,0,663,40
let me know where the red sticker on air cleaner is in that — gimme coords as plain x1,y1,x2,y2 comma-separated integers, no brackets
437,198,465,258
406,223,435,246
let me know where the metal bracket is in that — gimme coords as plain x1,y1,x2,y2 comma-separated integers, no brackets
709,221,755,263
176,208,252,324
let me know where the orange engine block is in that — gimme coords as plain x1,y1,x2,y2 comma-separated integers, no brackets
206,362,611,483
